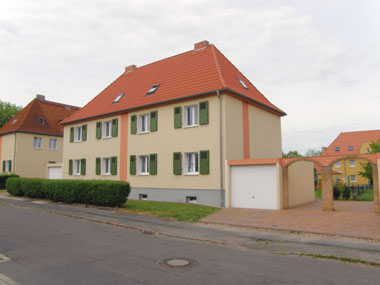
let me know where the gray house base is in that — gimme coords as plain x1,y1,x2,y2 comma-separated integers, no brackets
129,187,225,207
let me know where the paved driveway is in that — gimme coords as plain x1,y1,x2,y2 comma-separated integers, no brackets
201,200,380,240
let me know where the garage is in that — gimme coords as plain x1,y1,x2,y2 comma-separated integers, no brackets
230,164,280,210
47,165,62,179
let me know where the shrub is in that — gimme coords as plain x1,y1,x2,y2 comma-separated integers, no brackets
342,185,351,200
0,174,20,189
6,178,130,207
333,186,341,200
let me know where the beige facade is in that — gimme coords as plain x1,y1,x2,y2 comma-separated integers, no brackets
288,161,315,207
62,115,121,180
1,132,63,178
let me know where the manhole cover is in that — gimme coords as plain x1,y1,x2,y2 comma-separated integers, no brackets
159,258,197,269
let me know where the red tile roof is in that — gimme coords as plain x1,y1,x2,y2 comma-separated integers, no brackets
62,42,285,125
0,97,80,136
321,130,380,156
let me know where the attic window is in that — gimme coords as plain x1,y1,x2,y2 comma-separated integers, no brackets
147,84,160,95
65,106,71,110
237,78,248,90
113,93,124,103
335,147,340,152
39,117,45,125
348,146,353,151
12,119,18,124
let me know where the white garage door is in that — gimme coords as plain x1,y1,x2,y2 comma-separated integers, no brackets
231,164,279,210
48,167,62,179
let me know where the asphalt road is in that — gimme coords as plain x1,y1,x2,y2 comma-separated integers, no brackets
1,202,380,284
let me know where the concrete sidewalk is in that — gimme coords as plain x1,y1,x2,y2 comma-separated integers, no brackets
201,200,380,241
1,192,380,265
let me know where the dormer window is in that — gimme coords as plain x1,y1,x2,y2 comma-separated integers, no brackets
39,117,45,125
12,119,18,124
147,84,160,95
335,147,340,152
348,146,353,151
113,93,124,103
237,77,248,90
65,106,71,110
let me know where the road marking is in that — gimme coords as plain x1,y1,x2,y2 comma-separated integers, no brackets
31,200,50,205
0,273,19,285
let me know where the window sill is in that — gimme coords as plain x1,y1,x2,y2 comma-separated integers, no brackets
137,131,150,135
185,173,199,176
102,173,111,176
138,173,149,176
102,136,111,139
48,148,57,151
74,140,82,143
184,124,198,129
33,147,42,150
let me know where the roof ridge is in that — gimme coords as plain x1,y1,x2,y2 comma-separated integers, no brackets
39,99,80,109
210,44,227,88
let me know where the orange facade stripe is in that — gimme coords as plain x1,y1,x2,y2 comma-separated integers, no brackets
120,113,128,182
242,101,250,159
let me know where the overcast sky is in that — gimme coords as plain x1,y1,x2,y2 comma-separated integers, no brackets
1,0,379,154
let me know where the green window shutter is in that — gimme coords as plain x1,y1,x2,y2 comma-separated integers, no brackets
200,150,210,174
9,160,12,172
111,156,117,175
70,127,74,142
68,159,73,175
112,118,118,137
82,125,87,141
2,161,5,172
173,152,182,175
96,158,101,175
131,115,137,134
130,155,136,175
150,111,158,132
174,107,182,129
149,154,157,175
96,122,102,139
199,101,209,125
80,158,86,175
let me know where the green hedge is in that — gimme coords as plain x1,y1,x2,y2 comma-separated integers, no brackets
6,178,130,207
0,174,20,189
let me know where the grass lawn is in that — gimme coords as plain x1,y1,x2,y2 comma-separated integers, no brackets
122,200,221,222
314,188,373,201
0,189,6,193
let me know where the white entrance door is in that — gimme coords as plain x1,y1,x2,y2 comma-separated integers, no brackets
230,164,279,209
48,167,62,179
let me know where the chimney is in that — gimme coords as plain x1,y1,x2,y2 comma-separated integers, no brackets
194,40,209,51
125,65,136,73
36,94,45,101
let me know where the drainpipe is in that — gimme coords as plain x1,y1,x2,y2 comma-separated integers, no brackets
13,131,17,173
217,90,224,207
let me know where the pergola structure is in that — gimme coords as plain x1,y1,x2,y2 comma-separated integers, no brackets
282,153,380,212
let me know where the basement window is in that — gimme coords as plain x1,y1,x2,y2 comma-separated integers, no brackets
147,84,160,95
186,196,197,204
139,194,148,200
113,93,124,103
237,77,249,90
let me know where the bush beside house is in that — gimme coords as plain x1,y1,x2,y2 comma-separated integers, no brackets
6,178,130,207
0,174,19,189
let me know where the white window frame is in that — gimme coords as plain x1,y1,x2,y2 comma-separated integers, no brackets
33,137,42,149
74,126,82,142
138,114,149,134
349,160,356,168
4,160,11,172
102,157,111,175
184,105,198,127
73,159,81,176
350,175,356,183
102,121,112,138
49,138,57,150
185,152,199,175
138,155,149,175
334,161,340,168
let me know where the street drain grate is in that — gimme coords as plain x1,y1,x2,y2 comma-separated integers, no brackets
0,254,10,263
159,258,197,269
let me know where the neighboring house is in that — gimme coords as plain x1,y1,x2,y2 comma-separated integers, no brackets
0,95,80,178
61,41,286,207
320,129,380,185
314,163,342,188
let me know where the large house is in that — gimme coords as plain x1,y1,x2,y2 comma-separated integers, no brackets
321,129,380,185
0,95,80,178
61,41,286,207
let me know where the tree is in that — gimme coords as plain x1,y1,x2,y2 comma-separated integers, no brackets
0,101,22,128
304,148,322,157
282,150,302,158
358,139,380,183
